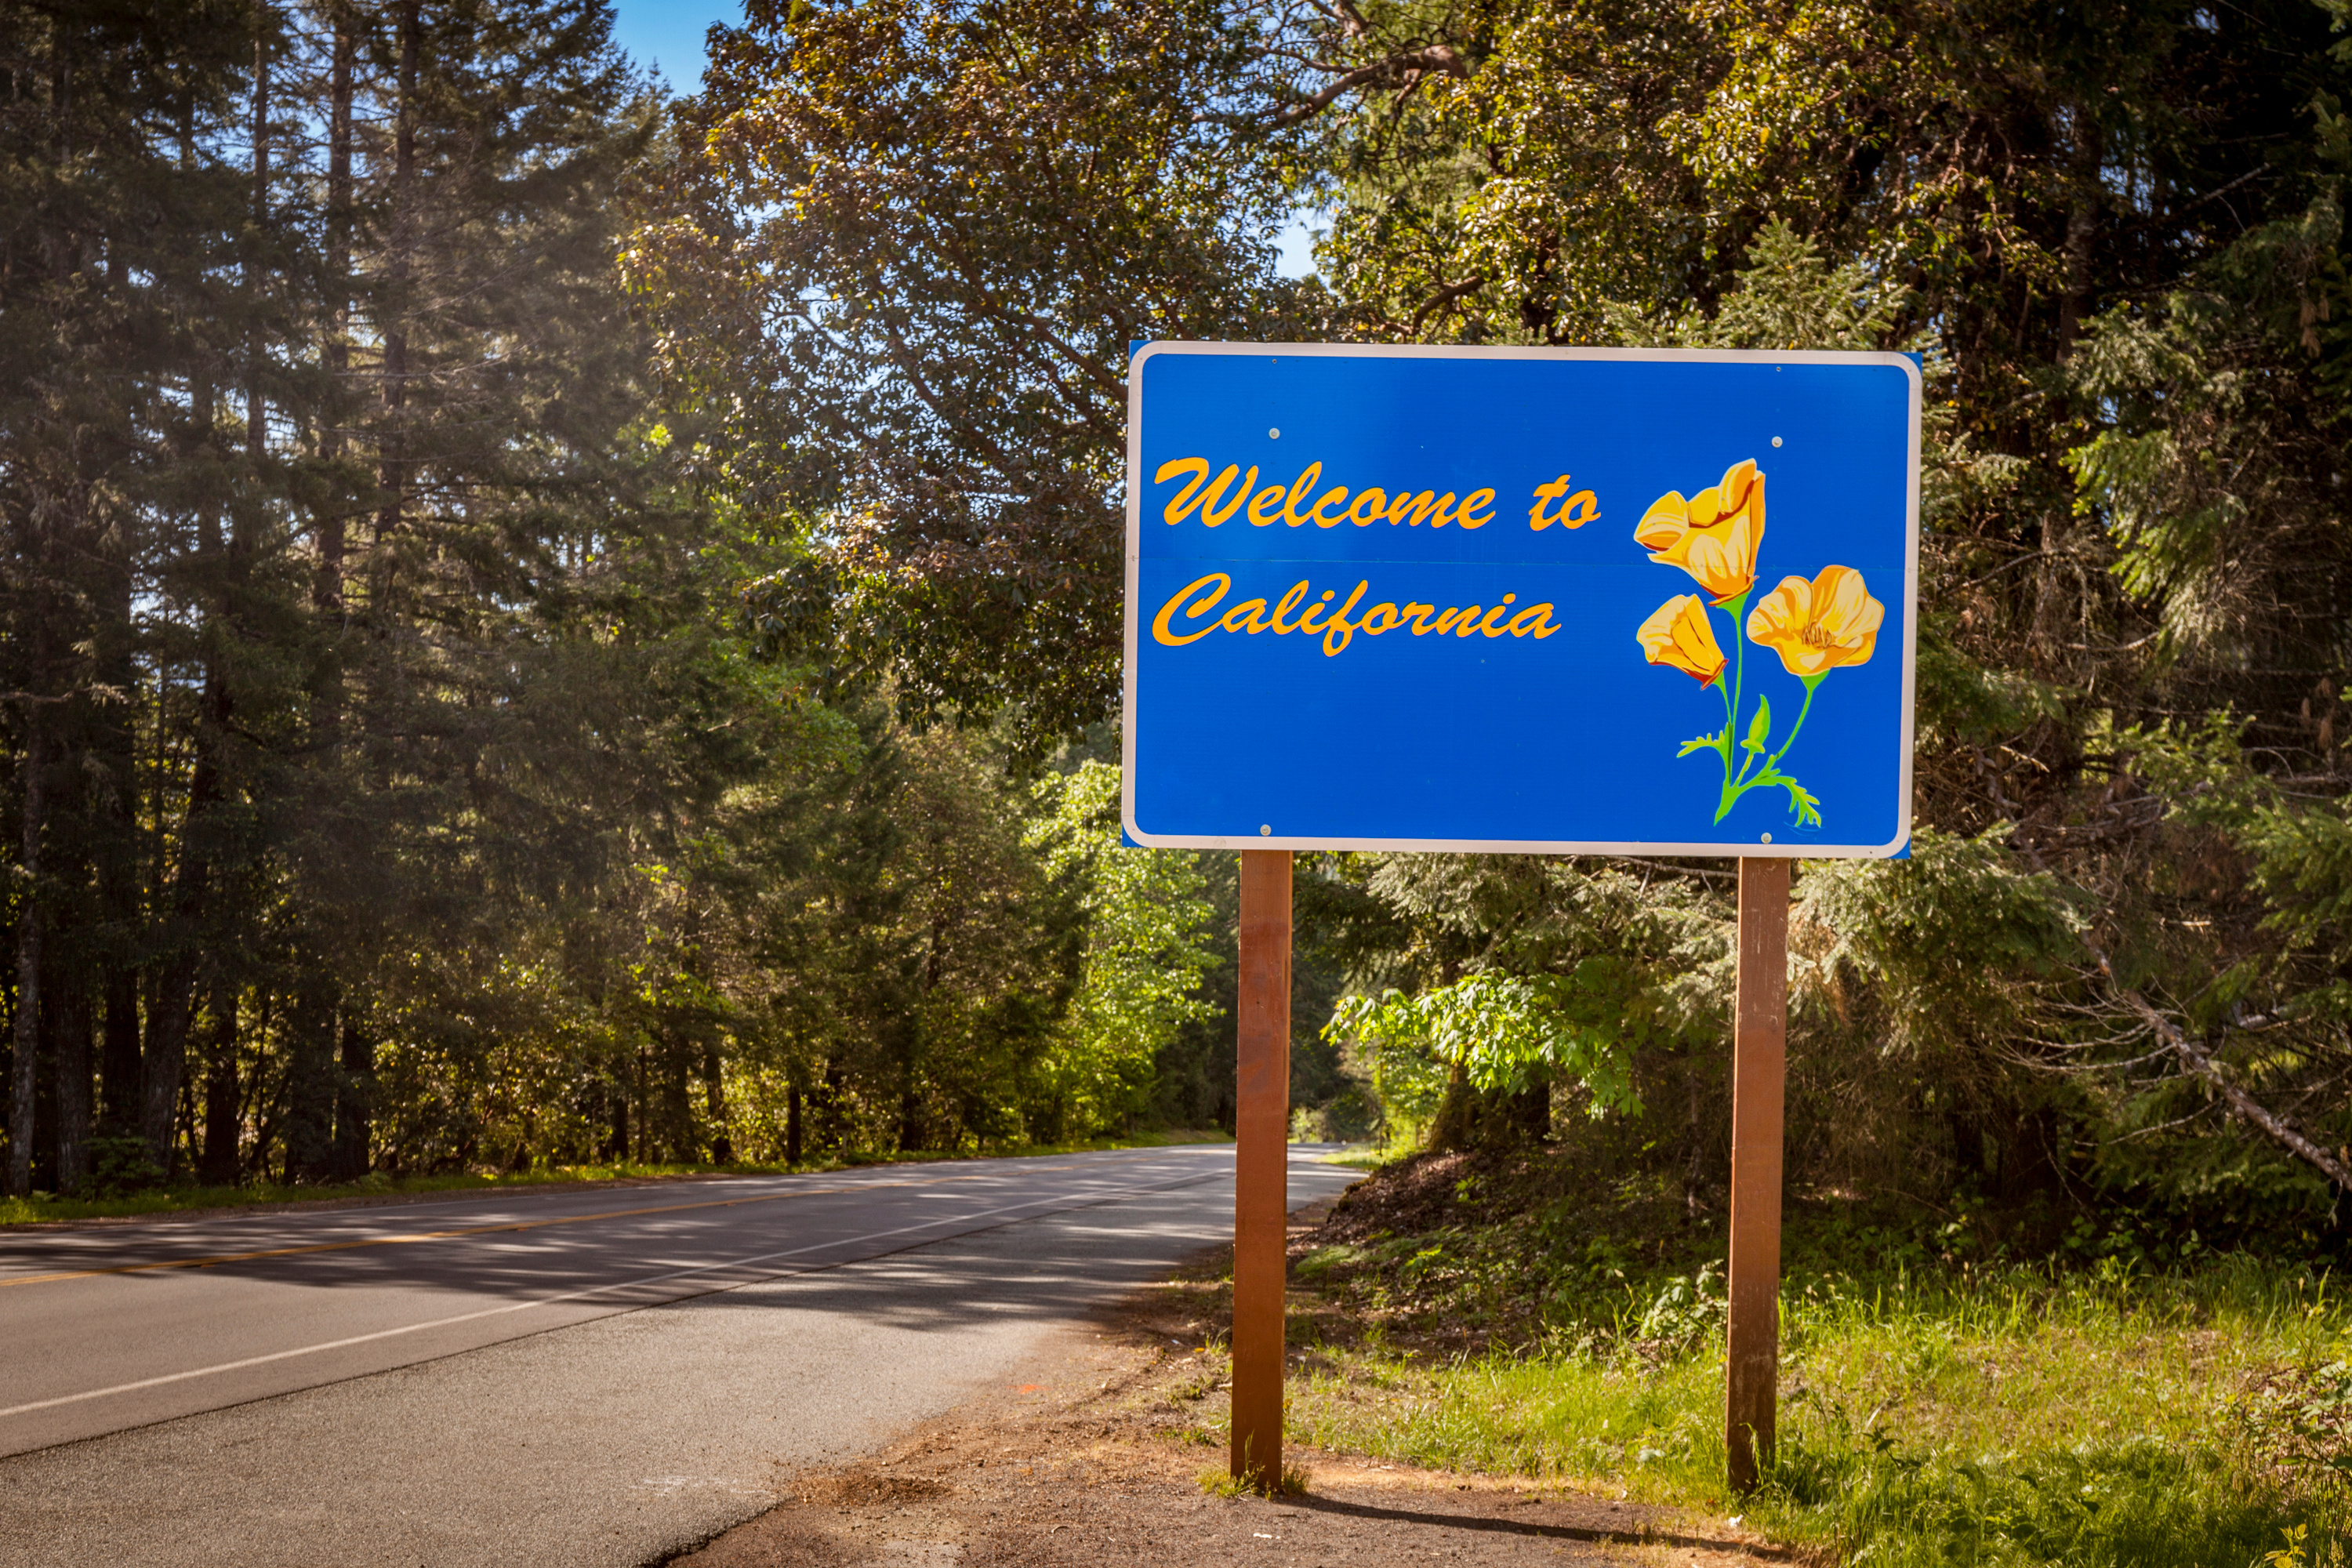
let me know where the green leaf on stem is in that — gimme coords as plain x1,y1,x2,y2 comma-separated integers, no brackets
1744,695,1773,754
1679,728,1726,757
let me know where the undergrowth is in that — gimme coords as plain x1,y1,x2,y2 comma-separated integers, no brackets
1236,1148,2352,1566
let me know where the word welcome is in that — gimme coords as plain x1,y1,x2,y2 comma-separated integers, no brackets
1151,573,1563,657
1155,458,1599,532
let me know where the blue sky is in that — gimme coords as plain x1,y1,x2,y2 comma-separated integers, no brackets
609,0,742,93
605,0,1317,276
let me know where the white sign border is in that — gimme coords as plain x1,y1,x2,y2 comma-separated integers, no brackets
1120,342,1922,859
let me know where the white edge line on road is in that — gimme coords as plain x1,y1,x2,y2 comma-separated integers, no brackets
0,1174,1218,1423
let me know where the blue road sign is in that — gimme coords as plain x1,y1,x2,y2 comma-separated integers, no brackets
1122,344,1920,857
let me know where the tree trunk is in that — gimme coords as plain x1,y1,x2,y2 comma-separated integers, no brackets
2054,112,2101,358
822,1059,847,1153
376,2,419,551
314,10,352,720
198,985,240,1185
702,1044,728,1164
898,1080,924,1154
335,1007,372,1179
245,36,268,466
786,1081,803,1166
94,481,143,1141
660,1044,691,1163
633,1049,648,1162
1426,1058,1475,1153
1512,1079,1550,1143
54,984,90,1194
10,723,46,1198
101,971,141,1133
284,967,338,1182
143,666,221,1171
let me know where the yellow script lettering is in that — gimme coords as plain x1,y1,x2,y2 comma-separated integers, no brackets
1281,463,1323,528
1389,492,1451,528
1527,479,1596,528
1309,485,1351,528
1507,604,1561,639
1151,573,1229,645
1199,464,1254,528
1346,488,1388,526
1148,575,1557,652
1247,484,1285,526
1322,582,1370,656
1155,457,1210,525
1527,474,1572,529
1456,488,1497,530
1267,580,1312,633
1220,598,1269,634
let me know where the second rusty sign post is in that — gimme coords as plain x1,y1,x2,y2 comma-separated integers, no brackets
1229,848,1292,1490
1726,856,1790,1491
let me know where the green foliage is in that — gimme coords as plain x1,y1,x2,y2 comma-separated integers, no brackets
2069,198,2350,666
1026,762,1221,1138
10,0,2352,1258
1601,220,1911,354
637,0,1311,746
1796,827,2085,1058
1330,971,1644,1135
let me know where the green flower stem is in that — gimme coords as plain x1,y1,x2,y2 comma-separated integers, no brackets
1760,674,1824,778
1714,590,1751,805
1712,673,1824,824
1714,589,1751,819
1673,583,1826,829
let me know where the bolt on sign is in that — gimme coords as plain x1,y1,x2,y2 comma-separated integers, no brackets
1122,342,1921,1494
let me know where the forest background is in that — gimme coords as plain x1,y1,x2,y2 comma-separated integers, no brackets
5,0,2352,1285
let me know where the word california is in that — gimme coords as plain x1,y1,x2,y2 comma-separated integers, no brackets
1151,573,1562,657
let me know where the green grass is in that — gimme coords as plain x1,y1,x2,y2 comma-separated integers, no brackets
1301,1143,1387,1171
0,1126,1235,1228
1272,1253,2352,1566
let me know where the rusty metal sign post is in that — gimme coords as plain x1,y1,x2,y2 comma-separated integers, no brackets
1229,849,1293,1489
1726,857,1790,1490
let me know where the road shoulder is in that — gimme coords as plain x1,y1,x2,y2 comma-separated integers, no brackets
674,1196,1782,1568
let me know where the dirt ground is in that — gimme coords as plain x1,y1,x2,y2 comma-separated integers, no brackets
667,1197,1785,1568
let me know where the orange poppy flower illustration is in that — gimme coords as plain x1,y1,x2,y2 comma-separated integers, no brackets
1636,595,1728,688
1633,457,1879,829
1745,566,1885,680
1633,459,1766,604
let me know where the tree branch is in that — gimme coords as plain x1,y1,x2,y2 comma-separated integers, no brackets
1408,274,1486,336
1972,745,2352,1191
1260,45,1468,130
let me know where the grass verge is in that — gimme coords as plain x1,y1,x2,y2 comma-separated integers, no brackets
1282,1258,2350,1566
1182,1149,2352,1566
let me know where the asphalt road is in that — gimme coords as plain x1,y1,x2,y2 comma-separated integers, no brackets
0,1143,1359,1566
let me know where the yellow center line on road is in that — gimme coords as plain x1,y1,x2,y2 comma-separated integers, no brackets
0,1156,1127,1291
